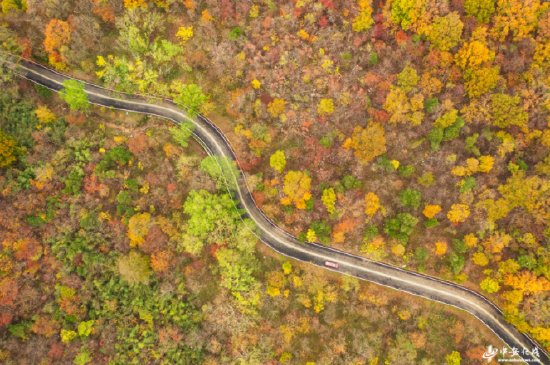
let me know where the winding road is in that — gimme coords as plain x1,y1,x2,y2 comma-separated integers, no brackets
4,55,549,365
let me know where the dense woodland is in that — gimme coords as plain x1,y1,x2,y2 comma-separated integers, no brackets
0,83,503,364
1,0,550,363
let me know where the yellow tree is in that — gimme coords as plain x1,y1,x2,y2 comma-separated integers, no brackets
350,122,386,164
464,66,500,98
473,252,489,266
422,205,441,218
464,233,478,248
455,40,495,70
491,0,548,41
317,99,334,116
353,0,374,32
426,12,463,51
127,212,151,247
364,192,380,216
434,241,447,256
35,105,56,124
383,88,424,126
268,99,286,117
1,0,27,14
390,0,427,31
447,204,470,224
176,26,193,45
397,65,419,92
0,129,19,167
123,0,148,9
43,19,71,69
270,150,286,173
481,232,511,253
322,188,336,214
280,171,312,209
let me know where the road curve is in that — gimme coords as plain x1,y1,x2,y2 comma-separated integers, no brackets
4,56,548,365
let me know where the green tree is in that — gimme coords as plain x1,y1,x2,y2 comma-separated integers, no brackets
339,174,362,191
384,213,418,244
425,97,438,113
0,100,41,148
174,84,207,118
216,247,257,291
310,220,332,244
414,247,429,262
77,320,94,337
183,189,241,242
169,122,195,147
228,27,243,40
452,239,468,254
449,253,465,274
399,188,421,209
96,146,134,172
200,156,240,191
60,80,89,113
63,166,85,195
518,255,537,270
364,225,379,240
398,164,415,178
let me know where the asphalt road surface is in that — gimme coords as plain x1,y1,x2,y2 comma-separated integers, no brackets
4,55,548,365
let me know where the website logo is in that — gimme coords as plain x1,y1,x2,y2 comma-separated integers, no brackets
483,346,499,361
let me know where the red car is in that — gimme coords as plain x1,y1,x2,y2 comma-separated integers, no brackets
324,261,338,269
